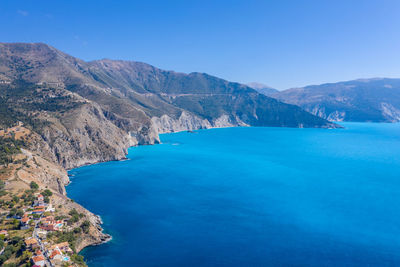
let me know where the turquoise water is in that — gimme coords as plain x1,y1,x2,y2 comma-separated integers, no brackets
68,123,400,266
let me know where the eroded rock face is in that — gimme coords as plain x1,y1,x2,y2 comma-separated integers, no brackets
151,112,212,133
151,112,250,134
381,102,400,122
17,149,69,195
37,103,134,169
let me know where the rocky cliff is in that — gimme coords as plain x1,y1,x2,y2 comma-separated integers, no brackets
0,42,337,169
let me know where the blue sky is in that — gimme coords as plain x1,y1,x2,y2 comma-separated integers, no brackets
1,0,400,89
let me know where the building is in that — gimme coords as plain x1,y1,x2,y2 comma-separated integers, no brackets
32,207,45,214
40,218,63,231
49,248,63,261
37,194,44,202
21,215,30,230
0,230,8,236
25,238,39,249
31,255,45,266
49,242,72,253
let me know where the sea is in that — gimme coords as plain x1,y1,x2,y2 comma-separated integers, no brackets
67,122,400,266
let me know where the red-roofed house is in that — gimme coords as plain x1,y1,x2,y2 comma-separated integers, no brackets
21,216,29,223
50,248,63,261
25,238,39,249
31,255,45,266
0,230,8,236
37,194,44,202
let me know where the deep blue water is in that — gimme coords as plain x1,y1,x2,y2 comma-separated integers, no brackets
68,123,400,266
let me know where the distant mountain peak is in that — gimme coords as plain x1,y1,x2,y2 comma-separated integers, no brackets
272,78,400,122
246,82,279,96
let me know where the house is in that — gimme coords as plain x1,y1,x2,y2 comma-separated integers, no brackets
31,255,45,266
40,224,56,231
37,228,48,237
21,215,30,224
40,219,63,231
41,216,54,222
21,215,30,230
49,248,63,261
33,199,46,207
0,230,8,236
50,242,72,253
32,207,45,214
37,194,44,202
25,238,39,249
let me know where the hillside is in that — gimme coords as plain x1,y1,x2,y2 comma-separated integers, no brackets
269,78,400,122
0,42,336,169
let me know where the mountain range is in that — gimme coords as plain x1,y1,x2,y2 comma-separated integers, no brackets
261,78,400,122
0,42,336,169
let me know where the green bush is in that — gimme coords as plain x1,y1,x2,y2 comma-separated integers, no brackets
30,181,39,190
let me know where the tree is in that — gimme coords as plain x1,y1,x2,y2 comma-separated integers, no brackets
8,208,17,217
29,181,38,190
12,219,20,229
80,220,90,234
16,209,24,217
42,189,52,197
12,195,19,203
71,254,85,264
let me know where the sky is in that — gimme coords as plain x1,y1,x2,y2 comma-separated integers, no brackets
1,0,400,89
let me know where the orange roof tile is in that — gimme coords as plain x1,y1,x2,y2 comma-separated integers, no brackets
25,238,38,245
50,249,62,259
32,255,45,262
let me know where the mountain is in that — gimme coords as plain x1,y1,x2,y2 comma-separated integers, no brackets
247,82,279,96
271,78,400,122
0,42,336,169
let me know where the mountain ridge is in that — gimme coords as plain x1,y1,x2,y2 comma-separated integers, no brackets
267,78,400,122
0,42,337,170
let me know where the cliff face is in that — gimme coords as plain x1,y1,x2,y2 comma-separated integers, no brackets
0,42,337,169
39,103,137,169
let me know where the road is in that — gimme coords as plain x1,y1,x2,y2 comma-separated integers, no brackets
32,214,53,267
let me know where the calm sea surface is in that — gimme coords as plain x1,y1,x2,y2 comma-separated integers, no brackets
68,123,400,266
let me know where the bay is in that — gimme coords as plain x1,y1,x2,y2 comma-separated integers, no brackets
67,123,400,266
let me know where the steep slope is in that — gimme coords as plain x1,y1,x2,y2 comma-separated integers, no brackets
272,78,400,122
86,59,335,129
0,42,337,169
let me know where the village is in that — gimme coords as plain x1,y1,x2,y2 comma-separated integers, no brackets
0,122,89,266
0,180,88,267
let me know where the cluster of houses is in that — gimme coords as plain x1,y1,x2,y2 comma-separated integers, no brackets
39,216,64,232
1,189,80,266
25,237,72,266
18,194,58,230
